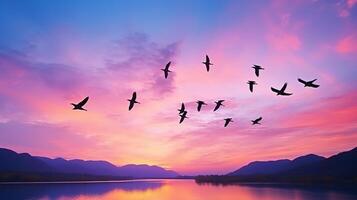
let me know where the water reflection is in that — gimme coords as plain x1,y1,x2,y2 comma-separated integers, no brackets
0,179,356,200
0,180,163,200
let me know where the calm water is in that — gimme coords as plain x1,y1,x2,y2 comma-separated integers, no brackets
0,179,356,200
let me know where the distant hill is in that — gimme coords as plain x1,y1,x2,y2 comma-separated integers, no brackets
0,148,53,173
0,147,179,181
117,164,179,178
284,147,357,177
228,154,325,176
36,157,122,176
196,147,357,184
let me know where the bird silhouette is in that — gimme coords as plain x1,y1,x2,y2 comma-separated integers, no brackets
202,55,213,72
224,118,233,127
71,96,89,111
247,81,257,92
161,61,172,79
271,83,293,96
128,92,140,111
213,100,224,111
179,111,188,124
251,117,262,125
252,65,264,77
196,100,207,112
298,78,319,88
178,103,186,114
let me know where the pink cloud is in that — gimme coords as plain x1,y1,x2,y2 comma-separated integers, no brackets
347,0,357,8
267,33,301,51
336,35,357,54
337,0,357,17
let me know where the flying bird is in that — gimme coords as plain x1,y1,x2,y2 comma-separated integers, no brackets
298,78,320,88
178,103,186,114
251,117,262,125
71,96,89,111
179,111,188,124
247,81,257,92
161,61,172,79
271,83,293,96
224,118,233,127
202,55,213,72
252,65,264,77
128,92,140,111
213,100,224,111
196,101,207,112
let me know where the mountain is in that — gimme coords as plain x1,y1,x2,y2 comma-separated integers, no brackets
0,148,53,173
117,164,179,178
36,157,121,176
228,159,291,176
285,147,357,177
0,147,180,181
36,158,179,178
196,147,357,184
228,154,325,176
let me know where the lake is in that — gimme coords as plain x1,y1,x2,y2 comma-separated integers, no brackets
0,179,356,200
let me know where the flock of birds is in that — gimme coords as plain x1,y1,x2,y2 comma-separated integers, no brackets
71,55,320,127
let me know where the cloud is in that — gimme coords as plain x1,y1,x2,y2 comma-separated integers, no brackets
0,50,92,121
337,0,357,17
283,89,357,129
0,50,87,91
336,35,357,54
264,11,303,52
0,121,102,159
347,0,357,7
106,32,180,96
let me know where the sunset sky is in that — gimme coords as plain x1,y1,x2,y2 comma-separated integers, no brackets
0,0,356,175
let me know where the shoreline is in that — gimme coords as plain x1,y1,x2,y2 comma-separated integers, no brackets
0,177,194,184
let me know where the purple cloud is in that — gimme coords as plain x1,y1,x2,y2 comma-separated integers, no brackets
106,32,180,96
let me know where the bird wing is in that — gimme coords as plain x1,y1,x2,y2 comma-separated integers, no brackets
206,55,210,63
256,117,262,122
77,97,89,107
165,62,171,70
213,104,219,111
224,120,229,127
197,104,202,111
310,84,320,88
249,84,253,92
281,92,293,96
164,71,168,78
132,92,137,100
179,116,185,123
254,68,259,77
271,87,280,93
181,103,185,111
311,79,317,83
298,78,307,84
281,83,288,91
128,101,134,110
179,111,187,123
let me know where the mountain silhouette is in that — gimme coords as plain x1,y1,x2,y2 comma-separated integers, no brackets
284,147,357,177
36,157,121,176
0,148,53,173
196,146,357,184
228,154,325,176
0,147,179,181
117,164,179,178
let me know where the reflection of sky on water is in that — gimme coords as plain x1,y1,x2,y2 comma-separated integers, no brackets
0,180,163,200
0,180,356,200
